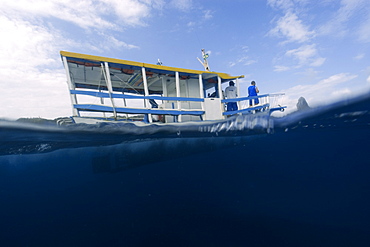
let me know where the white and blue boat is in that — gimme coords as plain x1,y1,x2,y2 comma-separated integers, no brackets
60,50,286,125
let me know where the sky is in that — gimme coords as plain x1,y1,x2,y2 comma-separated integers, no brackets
0,0,369,120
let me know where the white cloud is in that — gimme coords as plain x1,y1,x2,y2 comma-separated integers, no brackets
237,57,256,66
357,15,370,43
0,0,166,119
105,36,139,50
0,0,163,29
229,59,256,68
0,14,71,119
229,62,236,68
267,1,324,74
228,46,257,68
170,0,193,11
318,73,357,86
286,44,315,61
277,73,358,114
290,73,356,101
274,65,290,72
285,44,325,68
272,44,325,71
244,60,257,66
267,0,312,13
267,0,295,11
269,11,315,43
183,7,214,34
353,53,365,60
105,0,164,26
367,75,370,83
1,0,113,30
309,57,326,67
319,0,368,38
0,7,101,72
203,9,213,20
0,16,61,69
241,46,249,53
336,0,364,21
187,21,196,27
0,69,71,119
331,88,351,97
227,62,235,68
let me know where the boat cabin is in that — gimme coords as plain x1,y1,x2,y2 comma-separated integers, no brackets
60,51,284,124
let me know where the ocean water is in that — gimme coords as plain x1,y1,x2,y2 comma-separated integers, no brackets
0,93,369,247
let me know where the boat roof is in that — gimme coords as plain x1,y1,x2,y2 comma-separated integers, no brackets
60,51,244,94
61,51,243,80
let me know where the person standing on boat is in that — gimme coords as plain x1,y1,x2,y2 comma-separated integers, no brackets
248,81,259,106
225,81,238,112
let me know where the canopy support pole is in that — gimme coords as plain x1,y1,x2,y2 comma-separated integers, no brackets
175,71,181,122
122,92,128,120
198,74,205,119
141,67,152,123
62,56,80,117
103,62,117,119
236,78,240,111
162,77,167,98
217,76,222,99
217,76,224,116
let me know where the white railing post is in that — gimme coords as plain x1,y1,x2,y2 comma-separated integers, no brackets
162,77,167,99
236,78,240,111
217,76,224,116
175,71,181,122
103,62,117,119
217,76,222,98
62,56,79,117
141,67,152,123
198,74,205,114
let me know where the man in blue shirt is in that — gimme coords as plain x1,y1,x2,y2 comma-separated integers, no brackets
248,81,259,106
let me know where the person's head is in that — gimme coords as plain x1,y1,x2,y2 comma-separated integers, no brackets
229,81,235,86
251,81,256,85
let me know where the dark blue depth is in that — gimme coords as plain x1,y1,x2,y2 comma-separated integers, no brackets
0,93,369,246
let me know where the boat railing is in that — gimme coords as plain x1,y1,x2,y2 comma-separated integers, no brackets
222,93,285,116
70,89,285,122
70,90,204,102
70,90,205,117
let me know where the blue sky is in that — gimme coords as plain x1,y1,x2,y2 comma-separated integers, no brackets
0,0,369,119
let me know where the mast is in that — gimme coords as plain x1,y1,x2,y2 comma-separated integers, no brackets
197,49,210,71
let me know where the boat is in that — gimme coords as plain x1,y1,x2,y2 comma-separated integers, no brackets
60,50,286,125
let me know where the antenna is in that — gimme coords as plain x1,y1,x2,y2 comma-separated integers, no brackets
197,49,210,71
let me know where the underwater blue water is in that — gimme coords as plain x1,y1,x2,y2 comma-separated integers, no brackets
0,93,369,247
